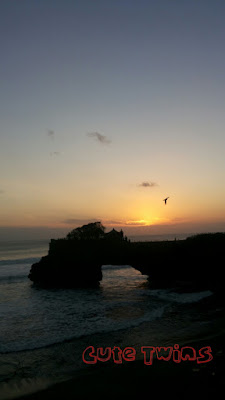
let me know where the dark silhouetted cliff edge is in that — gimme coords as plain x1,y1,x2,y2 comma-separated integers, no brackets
28,224,225,291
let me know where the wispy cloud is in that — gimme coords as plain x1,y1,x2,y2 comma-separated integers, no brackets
50,151,61,156
63,218,151,229
138,181,158,188
104,220,125,226
63,218,97,225
87,131,111,145
124,220,150,226
47,129,55,139
105,219,149,227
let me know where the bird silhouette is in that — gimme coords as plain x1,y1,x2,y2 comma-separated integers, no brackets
163,197,169,205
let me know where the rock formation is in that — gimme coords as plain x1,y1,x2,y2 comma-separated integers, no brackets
29,223,225,290
28,222,127,287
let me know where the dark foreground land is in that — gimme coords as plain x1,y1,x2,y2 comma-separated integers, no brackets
17,331,225,400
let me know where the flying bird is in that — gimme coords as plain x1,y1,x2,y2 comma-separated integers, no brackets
163,197,169,205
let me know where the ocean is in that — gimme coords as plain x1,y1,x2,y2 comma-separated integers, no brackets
0,238,221,399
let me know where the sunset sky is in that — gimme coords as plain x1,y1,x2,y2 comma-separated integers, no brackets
1,0,225,239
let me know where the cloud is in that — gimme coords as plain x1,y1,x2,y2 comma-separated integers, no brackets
104,220,125,226
50,151,61,156
47,129,55,139
0,189,4,195
87,131,111,145
138,181,158,188
63,218,97,225
124,220,149,226
104,219,148,227
63,218,151,230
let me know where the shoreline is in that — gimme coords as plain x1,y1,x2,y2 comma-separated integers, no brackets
16,336,224,400
1,252,225,400
4,311,225,400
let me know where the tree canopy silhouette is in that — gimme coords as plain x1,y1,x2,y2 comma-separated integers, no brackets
66,222,106,240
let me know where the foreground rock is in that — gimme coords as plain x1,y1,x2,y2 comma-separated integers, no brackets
29,255,102,287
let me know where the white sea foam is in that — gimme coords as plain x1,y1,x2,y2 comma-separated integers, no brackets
146,289,213,304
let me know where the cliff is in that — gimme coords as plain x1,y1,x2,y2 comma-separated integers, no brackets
130,233,225,290
28,223,225,290
28,223,129,287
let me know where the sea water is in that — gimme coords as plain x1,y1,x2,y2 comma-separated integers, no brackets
0,239,216,399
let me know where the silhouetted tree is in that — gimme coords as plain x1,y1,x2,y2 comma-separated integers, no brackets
66,222,105,240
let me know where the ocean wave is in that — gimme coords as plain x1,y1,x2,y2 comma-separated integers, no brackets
145,289,213,304
0,275,28,283
0,258,40,266
0,259,35,283
102,265,131,270
0,304,167,355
